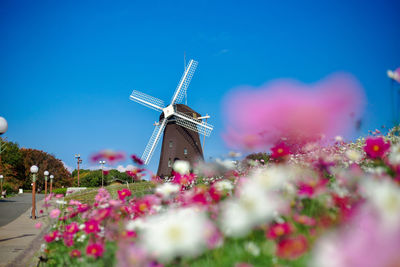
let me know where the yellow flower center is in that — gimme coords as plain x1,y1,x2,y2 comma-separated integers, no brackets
373,145,380,152
167,226,182,242
277,148,284,154
139,203,147,212
274,226,285,236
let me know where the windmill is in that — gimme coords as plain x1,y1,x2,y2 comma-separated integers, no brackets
129,59,213,177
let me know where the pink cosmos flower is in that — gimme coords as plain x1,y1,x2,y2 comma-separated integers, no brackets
77,203,90,213
35,222,42,229
293,214,316,226
70,249,81,258
364,136,390,159
65,222,79,235
86,243,104,258
171,172,196,186
266,222,293,239
95,188,111,204
131,154,144,165
90,149,126,164
44,230,58,243
118,188,132,201
55,194,64,198
223,73,365,150
276,235,308,259
49,208,61,219
84,219,100,234
270,142,291,159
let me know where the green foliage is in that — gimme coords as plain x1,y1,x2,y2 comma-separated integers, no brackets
51,188,68,195
72,169,138,188
0,138,72,191
245,152,270,164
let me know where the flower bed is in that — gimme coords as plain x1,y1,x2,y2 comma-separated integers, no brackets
38,128,400,267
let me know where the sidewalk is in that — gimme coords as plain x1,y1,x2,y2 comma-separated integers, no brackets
0,199,48,267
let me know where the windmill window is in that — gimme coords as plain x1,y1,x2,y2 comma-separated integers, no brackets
169,141,173,148
168,158,172,167
184,148,188,155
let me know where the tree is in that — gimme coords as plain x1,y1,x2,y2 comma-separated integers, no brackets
20,148,72,190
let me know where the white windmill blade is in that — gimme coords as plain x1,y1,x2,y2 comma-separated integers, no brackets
170,59,198,105
141,118,167,165
130,90,165,112
174,111,213,137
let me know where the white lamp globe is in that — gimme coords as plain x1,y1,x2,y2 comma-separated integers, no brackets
0,175,3,179
30,165,39,173
44,171,49,176
50,175,54,179
0,117,7,135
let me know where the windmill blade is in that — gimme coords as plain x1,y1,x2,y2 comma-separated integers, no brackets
170,59,198,105
141,118,167,165
174,111,213,137
130,90,165,112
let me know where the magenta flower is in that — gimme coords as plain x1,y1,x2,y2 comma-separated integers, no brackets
267,222,293,239
118,188,132,201
44,230,58,243
70,249,81,258
364,136,390,159
84,219,100,234
276,235,308,259
131,154,144,165
86,243,104,258
293,214,316,226
271,142,291,159
65,222,79,235
90,149,126,164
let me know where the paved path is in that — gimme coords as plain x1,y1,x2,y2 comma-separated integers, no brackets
0,194,48,267
0,193,45,227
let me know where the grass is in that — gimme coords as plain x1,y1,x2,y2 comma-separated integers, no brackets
64,181,155,204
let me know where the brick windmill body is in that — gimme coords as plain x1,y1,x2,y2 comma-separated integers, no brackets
129,60,213,177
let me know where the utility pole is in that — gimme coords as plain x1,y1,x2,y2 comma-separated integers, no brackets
75,154,82,187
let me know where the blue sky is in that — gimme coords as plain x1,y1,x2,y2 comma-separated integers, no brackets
1,0,399,174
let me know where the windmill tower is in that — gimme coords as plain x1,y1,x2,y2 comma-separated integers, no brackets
129,59,213,177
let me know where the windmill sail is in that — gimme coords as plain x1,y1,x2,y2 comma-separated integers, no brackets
170,60,198,105
141,118,167,164
174,111,213,137
130,90,165,112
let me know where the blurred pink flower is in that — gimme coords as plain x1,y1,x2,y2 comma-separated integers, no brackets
277,235,308,259
49,208,61,219
35,222,42,229
84,219,100,234
90,149,126,164
223,73,365,150
70,249,81,258
44,230,58,243
118,188,132,201
270,142,291,159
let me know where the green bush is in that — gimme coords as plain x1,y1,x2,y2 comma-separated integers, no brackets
52,188,68,195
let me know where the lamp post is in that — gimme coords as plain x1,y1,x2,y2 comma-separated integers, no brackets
50,175,54,194
30,165,38,219
0,117,8,178
99,160,106,187
75,154,82,187
44,171,49,198
0,175,3,198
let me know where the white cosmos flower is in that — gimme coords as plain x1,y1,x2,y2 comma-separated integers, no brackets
345,149,362,162
388,144,400,165
214,180,233,191
363,179,400,228
126,218,145,231
173,160,190,175
155,183,180,199
140,208,208,261
220,180,280,237
250,165,291,191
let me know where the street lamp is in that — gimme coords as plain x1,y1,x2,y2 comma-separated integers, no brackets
44,170,49,198
50,175,54,194
30,165,38,220
99,160,106,187
0,117,8,176
0,175,4,198
75,154,82,187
